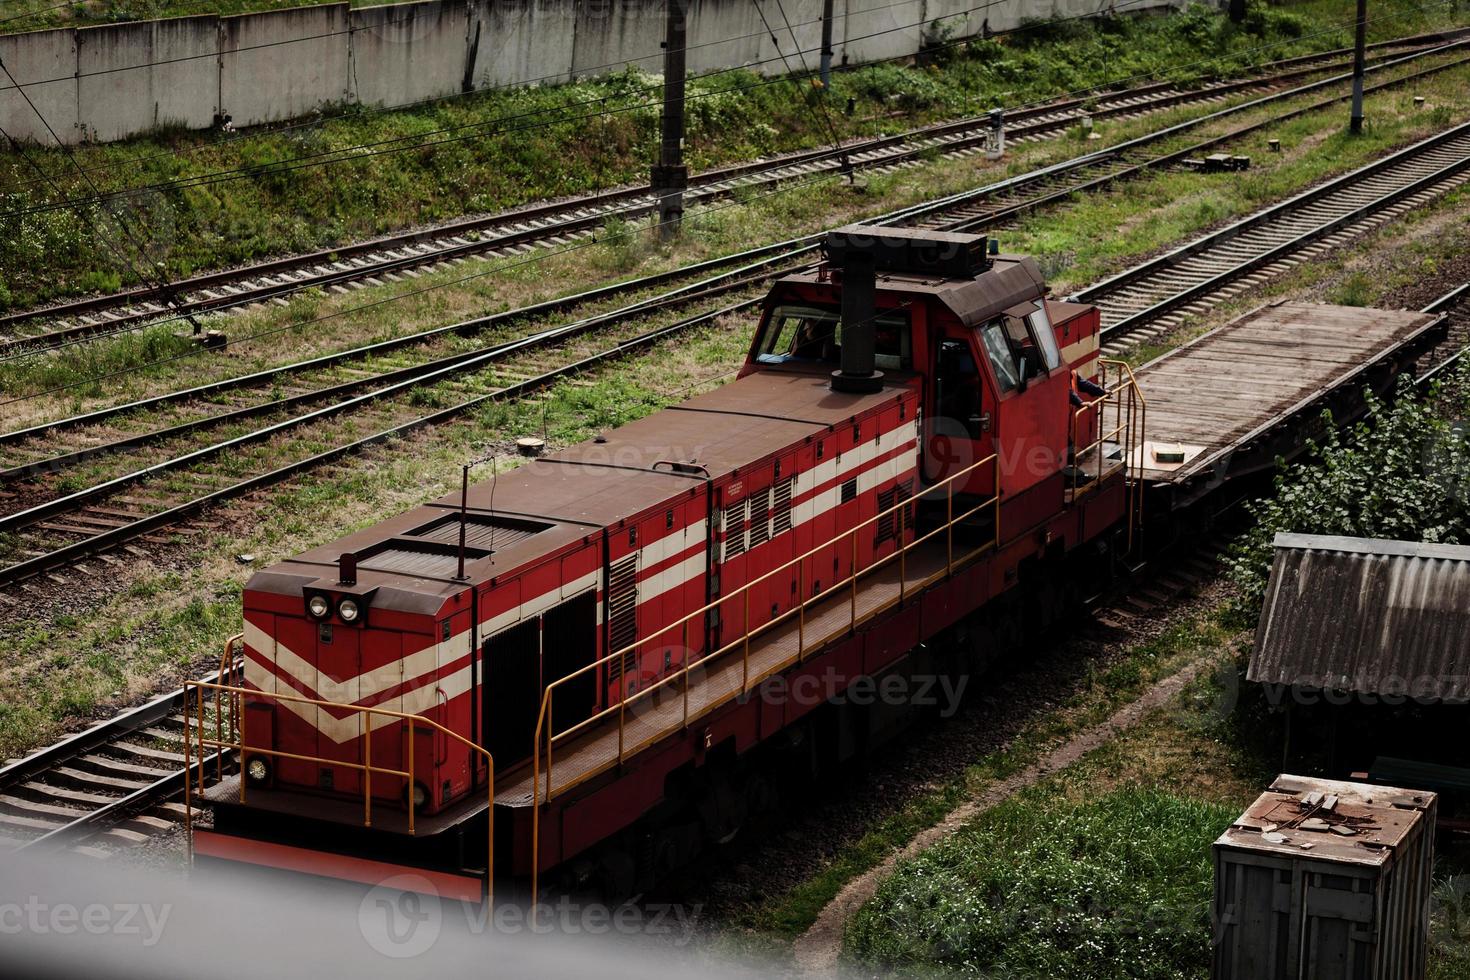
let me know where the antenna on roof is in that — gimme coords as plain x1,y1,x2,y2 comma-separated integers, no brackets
454,462,472,582
454,449,498,583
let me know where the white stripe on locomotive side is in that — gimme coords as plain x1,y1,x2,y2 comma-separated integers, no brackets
254,417,925,741
1061,331,1100,366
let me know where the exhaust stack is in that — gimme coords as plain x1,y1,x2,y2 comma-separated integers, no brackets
831,245,882,393
825,224,991,394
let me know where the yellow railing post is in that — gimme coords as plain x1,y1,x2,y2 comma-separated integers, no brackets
685,618,693,726
899,506,907,601
946,479,955,577
993,454,1002,551
183,683,194,864
407,724,416,837
741,591,750,692
196,684,208,795
238,695,248,806
617,687,625,765
798,561,806,658
364,719,373,828
546,701,553,800
850,533,858,630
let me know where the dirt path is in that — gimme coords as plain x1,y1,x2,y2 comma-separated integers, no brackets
790,657,1214,975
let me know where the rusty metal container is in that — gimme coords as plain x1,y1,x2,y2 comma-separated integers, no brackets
1212,774,1437,980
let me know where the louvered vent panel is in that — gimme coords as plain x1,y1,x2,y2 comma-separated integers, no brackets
876,486,897,543
773,477,794,534
749,489,770,548
897,479,915,536
723,500,748,561
841,478,858,504
607,554,639,682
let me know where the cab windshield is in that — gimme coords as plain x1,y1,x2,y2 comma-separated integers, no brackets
756,304,912,370
977,302,1060,393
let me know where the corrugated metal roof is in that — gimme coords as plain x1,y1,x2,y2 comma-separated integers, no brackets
1249,533,1470,701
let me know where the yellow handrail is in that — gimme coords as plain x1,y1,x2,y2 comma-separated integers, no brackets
1068,359,1145,550
531,450,1004,802
528,450,1005,907
182,674,495,907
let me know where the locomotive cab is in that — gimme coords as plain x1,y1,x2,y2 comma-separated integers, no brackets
742,225,1103,528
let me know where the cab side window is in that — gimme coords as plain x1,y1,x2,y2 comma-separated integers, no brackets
936,339,985,438
1025,303,1062,371
978,303,1059,392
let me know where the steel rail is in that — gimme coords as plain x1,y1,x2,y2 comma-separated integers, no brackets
0,299,759,588
890,37,1470,230
1414,282,1470,385
4,47,1470,585
0,659,238,854
1088,122,1470,340
9,36,1465,456
931,51,1470,234
0,257,796,481
0,36,1452,356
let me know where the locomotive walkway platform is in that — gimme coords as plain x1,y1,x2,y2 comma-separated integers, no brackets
1129,302,1444,507
496,536,963,808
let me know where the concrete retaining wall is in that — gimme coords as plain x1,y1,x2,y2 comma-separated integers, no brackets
0,0,1181,145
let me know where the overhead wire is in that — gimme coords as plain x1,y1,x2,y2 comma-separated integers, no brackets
0,55,204,334
1,0,1452,223
0,0,1272,217
0,0,1458,371
6,9,1461,405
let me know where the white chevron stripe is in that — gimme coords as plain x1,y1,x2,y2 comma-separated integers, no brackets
267,662,477,745
245,620,471,704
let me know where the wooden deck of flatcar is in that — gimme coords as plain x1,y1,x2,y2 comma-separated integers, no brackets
1130,303,1444,505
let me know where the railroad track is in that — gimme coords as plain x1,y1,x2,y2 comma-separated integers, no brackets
0,655,238,859
1083,121,1470,354
2,45,1469,593
2,285,1466,863
0,30,1462,357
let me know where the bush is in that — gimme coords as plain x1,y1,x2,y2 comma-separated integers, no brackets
1228,370,1470,607
845,789,1237,978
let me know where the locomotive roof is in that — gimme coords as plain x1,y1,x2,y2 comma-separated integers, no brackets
773,254,1047,328
246,369,909,613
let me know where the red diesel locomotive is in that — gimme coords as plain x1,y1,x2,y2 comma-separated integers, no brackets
193,225,1141,901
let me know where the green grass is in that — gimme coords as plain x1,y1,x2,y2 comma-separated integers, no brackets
1,0,1450,310
844,788,1238,978
722,609,1246,943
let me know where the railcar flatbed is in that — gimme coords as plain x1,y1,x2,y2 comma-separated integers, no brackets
1129,302,1445,508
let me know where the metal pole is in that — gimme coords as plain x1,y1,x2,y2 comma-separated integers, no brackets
1350,0,1367,134
654,0,689,240
819,0,835,90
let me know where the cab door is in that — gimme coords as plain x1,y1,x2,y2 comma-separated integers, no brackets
925,332,996,498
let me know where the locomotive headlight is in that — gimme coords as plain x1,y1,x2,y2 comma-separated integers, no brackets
245,756,271,785
307,595,331,619
406,781,429,809
338,598,361,623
